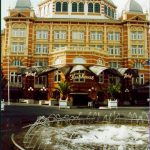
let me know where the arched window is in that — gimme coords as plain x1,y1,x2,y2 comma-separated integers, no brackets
54,57,62,65
88,3,93,12
79,2,84,12
95,3,100,13
56,2,61,12
73,57,86,64
62,2,68,12
108,7,111,16
104,5,107,14
72,2,77,12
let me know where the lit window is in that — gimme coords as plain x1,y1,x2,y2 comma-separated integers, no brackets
72,2,77,12
54,70,61,82
56,2,61,12
95,3,100,13
73,70,85,83
136,74,144,85
79,2,84,12
10,72,22,84
88,3,93,12
62,2,68,12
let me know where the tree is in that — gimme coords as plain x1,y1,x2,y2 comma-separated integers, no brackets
108,83,121,100
55,81,71,100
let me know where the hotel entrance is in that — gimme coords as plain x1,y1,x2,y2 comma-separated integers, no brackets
71,93,89,106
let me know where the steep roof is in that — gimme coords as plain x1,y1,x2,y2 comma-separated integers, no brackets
125,0,143,13
15,0,32,9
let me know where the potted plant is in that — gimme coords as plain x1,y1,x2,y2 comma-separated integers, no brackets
108,83,121,108
55,81,71,108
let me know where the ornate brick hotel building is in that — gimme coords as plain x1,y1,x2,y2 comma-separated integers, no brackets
1,0,150,105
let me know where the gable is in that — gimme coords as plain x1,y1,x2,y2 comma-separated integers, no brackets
127,14,146,21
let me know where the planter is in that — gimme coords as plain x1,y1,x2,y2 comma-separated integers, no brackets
108,99,118,108
49,99,58,106
59,100,70,109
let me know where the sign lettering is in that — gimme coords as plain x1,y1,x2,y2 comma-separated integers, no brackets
25,72,36,77
70,73,94,80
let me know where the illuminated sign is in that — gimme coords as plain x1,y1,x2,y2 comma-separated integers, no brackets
25,72,36,77
70,73,94,80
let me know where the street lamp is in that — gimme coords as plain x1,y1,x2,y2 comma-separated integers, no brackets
7,51,10,105
40,86,47,92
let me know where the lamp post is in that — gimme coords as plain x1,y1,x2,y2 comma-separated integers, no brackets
7,51,10,105
40,86,47,100
28,86,34,99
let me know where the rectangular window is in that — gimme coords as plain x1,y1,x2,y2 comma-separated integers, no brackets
109,62,119,68
35,76,47,85
114,46,120,55
72,31,84,40
108,46,113,55
108,32,113,40
136,74,144,85
133,62,143,69
131,32,137,40
35,60,48,66
54,31,66,40
12,43,25,52
10,72,22,83
131,45,137,54
36,44,48,54
137,31,143,40
54,70,61,82
36,30,48,39
12,29,26,37
114,32,120,41
138,45,143,54
99,72,104,83
91,32,102,40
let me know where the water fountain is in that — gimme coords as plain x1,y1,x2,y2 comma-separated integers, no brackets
12,112,149,150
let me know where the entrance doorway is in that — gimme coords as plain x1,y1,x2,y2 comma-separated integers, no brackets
72,93,89,106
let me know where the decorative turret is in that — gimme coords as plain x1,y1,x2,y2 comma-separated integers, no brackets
124,0,143,13
15,0,32,9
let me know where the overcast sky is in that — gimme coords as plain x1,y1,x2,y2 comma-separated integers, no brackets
1,0,150,30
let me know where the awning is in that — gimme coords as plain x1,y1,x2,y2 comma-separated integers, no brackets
118,68,138,78
17,66,57,76
38,66,57,76
58,65,71,75
70,65,89,74
89,66,108,76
